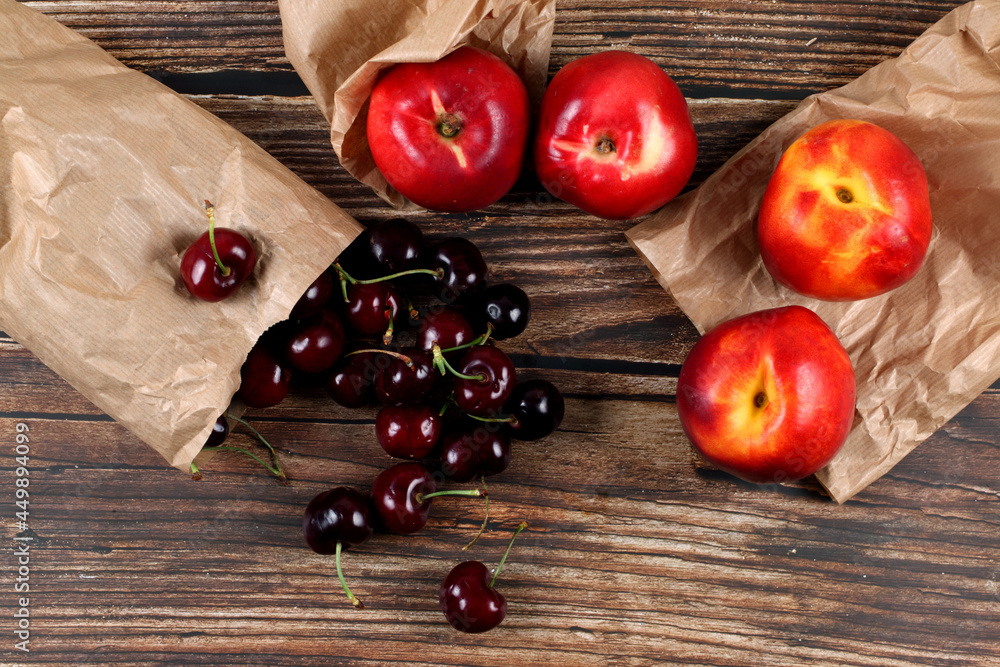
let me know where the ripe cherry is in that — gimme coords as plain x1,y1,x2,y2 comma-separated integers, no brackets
180,201,256,302
285,308,346,374
478,284,531,340
371,462,485,535
426,238,488,301
290,268,336,320
303,487,374,608
453,346,516,416
375,404,443,459
344,282,402,344
326,350,381,408
374,348,436,404
440,521,528,633
439,426,512,482
238,342,291,408
369,219,423,273
206,415,229,447
507,379,565,441
418,307,474,352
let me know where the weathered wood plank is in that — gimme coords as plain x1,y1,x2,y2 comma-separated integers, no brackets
20,0,966,97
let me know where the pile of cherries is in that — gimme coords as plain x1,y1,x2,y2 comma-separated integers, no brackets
199,218,563,632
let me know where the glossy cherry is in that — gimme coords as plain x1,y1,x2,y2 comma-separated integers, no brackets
453,346,516,416
290,268,336,320
369,219,423,273
370,462,485,535
478,284,531,340
439,427,511,482
335,228,381,281
418,307,475,352
375,404,443,459
285,308,346,374
374,348,436,404
303,487,374,608
238,342,291,408
325,351,381,408
426,238,488,301
506,379,565,441
206,415,229,447
180,201,256,302
344,282,402,343
440,521,528,633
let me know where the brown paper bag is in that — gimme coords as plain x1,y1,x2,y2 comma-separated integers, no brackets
0,0,363,470
627,0,1000,502
278,0,556,209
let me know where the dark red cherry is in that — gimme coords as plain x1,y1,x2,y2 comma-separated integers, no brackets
290,268,336,320
454,346,516,416
369,219,423,273
285,308,346,374
371,462,436,535
206,415,229,447
506,380,564,441
439,427,511,482
375,404,442,459
344,282,402,342
238,342,291,408
374,348,436,404
440,521,527,633
418,307,474,352
335,228,380,280
427,238,487,301
478,284,530,340
477,428,512,476
302,487,374,555
181,227,256,302
326,351,380,408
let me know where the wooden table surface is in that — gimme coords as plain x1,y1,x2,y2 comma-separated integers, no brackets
3,1,999,665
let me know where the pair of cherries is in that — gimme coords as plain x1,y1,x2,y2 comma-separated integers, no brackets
303,480,526,633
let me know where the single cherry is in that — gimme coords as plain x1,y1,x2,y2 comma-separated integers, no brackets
440,521,528,633
453,346,516,416
375,404,443,459
325,350,381,408
506,379,565,441
238,341,292,408
181,201,256,302
371,462,485,535
335,228,381,281
374,348,436,404
303,487,374,608
478,284,531,340
206,415,229,447
439,426,512,482
369,219,423,273
418,307,475,352
344,282,402,344
290,268,336,320
285,308,346,374
426,238,488,301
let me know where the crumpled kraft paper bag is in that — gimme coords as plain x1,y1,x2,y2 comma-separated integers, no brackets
626,0,1000,503
0,0,363,470
278,0,556,209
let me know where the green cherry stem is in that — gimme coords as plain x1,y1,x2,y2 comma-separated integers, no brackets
490,521,529,589
333,262,443,286
463,476,489,551
335,541,364,609
414,488,486,504
226,414,286,481
200,445,284,479
431,344,487,382
465,413,519,427
343,348,414,367
438,323,494,355
204,200,231,277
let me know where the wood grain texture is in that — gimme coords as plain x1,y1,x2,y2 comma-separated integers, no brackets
3,1,999,665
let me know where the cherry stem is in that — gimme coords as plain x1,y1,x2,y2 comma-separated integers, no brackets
490,521,529,589
431,344,487,382
382,303,397,346
463,476,489,551
200,445,284,479
204,200,231,278
415,488,486,504
226,414,286,481
439,324,493,355
466,413,517,426
343,348,413,367
335,541,364,609
333,262,443,286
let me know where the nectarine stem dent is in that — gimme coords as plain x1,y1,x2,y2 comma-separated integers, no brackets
676,306,856,485
757,119,932,301
437,113,463,138
595,136,615,154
